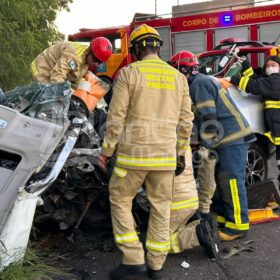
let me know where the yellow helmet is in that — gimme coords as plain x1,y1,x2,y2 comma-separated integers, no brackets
129,24,163,49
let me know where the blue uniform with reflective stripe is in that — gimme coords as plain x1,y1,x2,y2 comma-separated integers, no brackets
189,73,255,234
189,73,255,149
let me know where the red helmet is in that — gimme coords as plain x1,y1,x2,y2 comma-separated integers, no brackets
90,37,112,62
169,51,199,68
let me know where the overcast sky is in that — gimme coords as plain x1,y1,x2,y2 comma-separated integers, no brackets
55,0,280,36
55,0,208,35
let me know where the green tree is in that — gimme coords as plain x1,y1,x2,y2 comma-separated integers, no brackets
0,0,73,91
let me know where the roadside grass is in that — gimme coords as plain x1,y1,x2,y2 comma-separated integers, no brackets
0,243,75,280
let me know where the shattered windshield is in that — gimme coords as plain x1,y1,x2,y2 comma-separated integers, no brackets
4,82,72,126
0,89,7,105
199,54,226,76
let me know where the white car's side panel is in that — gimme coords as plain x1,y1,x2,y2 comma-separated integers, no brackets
227,87,266,134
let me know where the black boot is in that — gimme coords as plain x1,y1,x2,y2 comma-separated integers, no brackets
147,267,163,279
187,210,201,224
110,264,147,280
200,212,218,230
196,219,219,259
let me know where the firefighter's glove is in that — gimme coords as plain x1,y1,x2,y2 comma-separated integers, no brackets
98,154,110,173
229,75,240,86
175,155,185,176
241,59,251,73
241,59,254,77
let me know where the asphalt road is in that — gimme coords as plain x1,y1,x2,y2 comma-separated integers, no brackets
54,157,280,280
61,219,280,280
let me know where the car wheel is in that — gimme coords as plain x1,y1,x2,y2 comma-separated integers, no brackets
246,143,268,187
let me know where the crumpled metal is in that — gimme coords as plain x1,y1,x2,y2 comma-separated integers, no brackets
4,82,72,126
0,89,7,105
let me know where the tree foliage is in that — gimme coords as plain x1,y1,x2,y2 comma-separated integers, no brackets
0,0,73,91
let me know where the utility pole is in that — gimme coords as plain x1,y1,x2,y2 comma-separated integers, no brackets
177,0,180,5
155,0,157,15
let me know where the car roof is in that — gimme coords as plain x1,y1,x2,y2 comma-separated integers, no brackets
198,45,274,58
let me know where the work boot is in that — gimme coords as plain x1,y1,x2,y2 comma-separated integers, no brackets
196,219,219,259
187,210,201,224
218,229,246,242
147,267,163,279
200,212,218,230
109,264,147,280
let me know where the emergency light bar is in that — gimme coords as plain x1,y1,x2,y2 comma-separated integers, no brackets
222,14,232,24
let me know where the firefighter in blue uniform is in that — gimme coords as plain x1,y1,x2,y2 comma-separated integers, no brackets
169,50,256,241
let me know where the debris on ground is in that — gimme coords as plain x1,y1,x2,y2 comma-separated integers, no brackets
220,240,255,260
181,260,190,269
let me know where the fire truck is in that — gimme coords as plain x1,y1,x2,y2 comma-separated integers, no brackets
68,3,280,85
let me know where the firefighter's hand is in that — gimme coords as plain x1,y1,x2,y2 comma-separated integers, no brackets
98,154,109,173
175,155,185,176
229,75,241,86
241,59,251,73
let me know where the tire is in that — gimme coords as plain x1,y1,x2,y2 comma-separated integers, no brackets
77,201,112,230
246,143,268,187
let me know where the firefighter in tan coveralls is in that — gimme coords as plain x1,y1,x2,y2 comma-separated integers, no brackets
99,24,194,280
169,146,219,258
30,37,112,84
167,51,218,259
196,149,216,215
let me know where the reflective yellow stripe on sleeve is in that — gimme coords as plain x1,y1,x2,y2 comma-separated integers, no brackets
31,60,38,76
76,46,88,57
195,100,216,110
171,198,199,211
239,76,250,91
101,139,118,150
177,140,190,151
177,139,186,145
264,132,280,145
114,232,139,244
219,87,245,130
71,42,88,57
264,100,280,109
116,154,176,167
242,67,254,77
184,145,191,151
146,240,170,252
170,232,181,253
113,166,127,178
